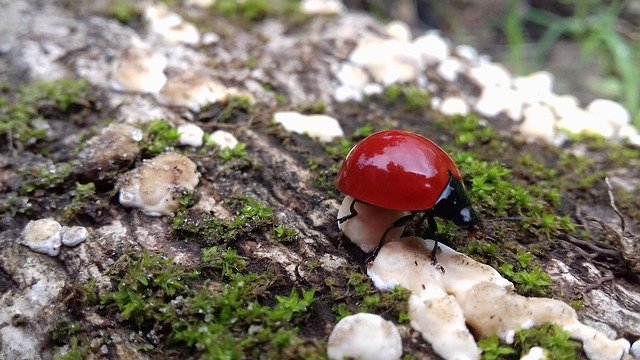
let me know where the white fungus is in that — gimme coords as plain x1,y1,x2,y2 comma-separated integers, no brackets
519,104,556,143
586,98,630,129
630,339,640,359
300,0,346,15
119,153,200,216
520,347,546,360
513,71,555,105
555,107,615,138
467,62,513,89
20,219,63,257
337,196,408,253
475,85,523,120
334,85,363,102
327,313,402,360
367,237,631,360
208,130,239,150
157,71,228,111
455,44,479,63
349,36,423,85
110,46,167,94
439,96,469,116
177,124,205,148
385,20,412,42
61,226,88,247
336,63,369,90
273,111,344,142
78,123,143,178
144,4,200,45
437,57,464,82
413,31,450,66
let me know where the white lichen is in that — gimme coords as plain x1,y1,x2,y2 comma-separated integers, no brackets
366,237,630,360
273,111,344,142
157,71,228,111
61,226,88,247
110,46,167,94
327,313,402,360
20,219,63,257
178,124,205,148
119,153,200,216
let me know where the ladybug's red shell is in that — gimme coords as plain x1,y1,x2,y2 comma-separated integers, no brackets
336,130,462,211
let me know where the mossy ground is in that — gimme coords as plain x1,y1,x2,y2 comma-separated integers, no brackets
2,4,640,359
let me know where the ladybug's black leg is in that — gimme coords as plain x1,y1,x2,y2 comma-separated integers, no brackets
366,212,416,262
426,214,440,265
337,198,359,224
380,213,416,244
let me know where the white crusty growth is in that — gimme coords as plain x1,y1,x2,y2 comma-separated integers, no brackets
327,313,402,360
20,218,63,257
157,71,228,111
119,153,200,216
368,237,630,360
273,111,344,143
337,196,408,253
110,46,167,93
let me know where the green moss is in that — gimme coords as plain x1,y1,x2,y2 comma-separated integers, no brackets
382,84,430,113
330,272,410,324
99,249,322,358
1,79,92,150
18,162,74,195
479,324,579,359
499,259,552,296
515,324,580,359
105,0,141,23
60,182,97,221
478,335,517,360
173,195,274,245
141,120,180,155
201,246,248,278
273,225,299,243
212,0,303,23
52,337,87,360
219,142,250,163
217,95,253,122
299,101,327,114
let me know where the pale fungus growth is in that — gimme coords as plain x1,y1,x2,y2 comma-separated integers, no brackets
439,96,470,116
475,85,523,120
61,226,88,247
349,36,423,85
367,237,631,360
513,71,555,105
144,4,200,45
110,46,167,94
327,313,402,360
208,130,239,150
455,44,479,63
300,0,346,15
118,153,200,216
413,31,450,66
437,57,465,82
555,107,615,138
385,20,412,42
337,196,408,253
467,62,513,89
20,219,63,257
519,104,556,143
78,123,142,180
177,124,205,148
586,99,631,130
520,347,546,360
273,111,344,142
335,63,369,90
157,71,228,111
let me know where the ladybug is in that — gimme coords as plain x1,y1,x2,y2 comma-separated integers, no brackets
336,130,479,255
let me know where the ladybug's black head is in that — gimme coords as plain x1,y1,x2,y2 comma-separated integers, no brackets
432,175,480,228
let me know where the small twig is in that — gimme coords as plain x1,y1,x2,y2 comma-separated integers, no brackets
565,235,621,258
604,177,626,236
583,269,615,293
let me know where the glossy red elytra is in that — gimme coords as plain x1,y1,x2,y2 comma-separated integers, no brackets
336,130,479,240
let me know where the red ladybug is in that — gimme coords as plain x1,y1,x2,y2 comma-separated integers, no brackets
336,130,479,247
